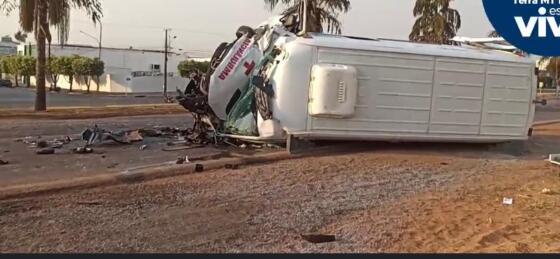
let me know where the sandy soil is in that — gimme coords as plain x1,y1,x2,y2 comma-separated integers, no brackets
0,123,559,253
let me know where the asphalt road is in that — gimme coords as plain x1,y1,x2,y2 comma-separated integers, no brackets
0,86,557,122
0,87,169,108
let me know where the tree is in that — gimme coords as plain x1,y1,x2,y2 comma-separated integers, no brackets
1,0,102,111
409,0,461,45
59,55,78,92
0,56,10,80
19,56,36,87
178,60,210,78
4,56,21,87
91,58,104,92
72,56,92,93
47,56,63,90
0,57,4,80
264,0,351,34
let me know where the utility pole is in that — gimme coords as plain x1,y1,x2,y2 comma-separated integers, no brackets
80,25,102,59
98,22,103,59
163,28,169,100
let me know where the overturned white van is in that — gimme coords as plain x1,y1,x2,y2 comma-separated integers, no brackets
179,15,540,146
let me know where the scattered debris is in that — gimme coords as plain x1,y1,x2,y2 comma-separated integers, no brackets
176,156,190,165
36,140,49,149
301,234,337,244
81,126,105,146
73,147,94,154
107,163,119,169
138,129,161,138
36,148,55,155
0,159,9,165
503,197,514,206
140,145,148,151
542,188,554,195
548,154,560,166
195,164,204,172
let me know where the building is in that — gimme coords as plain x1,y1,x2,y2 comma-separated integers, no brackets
0,36,18,56
18,43,190,93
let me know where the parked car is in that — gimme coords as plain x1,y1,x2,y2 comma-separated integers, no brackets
0,79,13,88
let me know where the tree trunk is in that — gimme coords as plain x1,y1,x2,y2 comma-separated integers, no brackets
14,74,19,87
34,0,47,111
86,78,91,93
69,75,73,92
96,76,100,92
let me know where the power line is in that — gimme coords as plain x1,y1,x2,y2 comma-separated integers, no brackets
73,19,231,37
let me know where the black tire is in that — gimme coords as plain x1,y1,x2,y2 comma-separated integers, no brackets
236,26,255,38
201,42,232,95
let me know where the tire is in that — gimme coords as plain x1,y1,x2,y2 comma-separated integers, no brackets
201,42,232,95
236,26,255,38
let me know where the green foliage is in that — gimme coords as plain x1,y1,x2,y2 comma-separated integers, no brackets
59,55,78,77
48,56,65,87
0,56,7,75
0,56,36,76
90,58,104,78
71,55,105,93
91,58,104,92
409,0,461,45
19,55,36,77
177,60,210,77
264,0,351,34
48,56,62,75
0,55,35,86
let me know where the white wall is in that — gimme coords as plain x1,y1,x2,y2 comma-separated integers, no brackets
20,44,189,93
47,46,183,75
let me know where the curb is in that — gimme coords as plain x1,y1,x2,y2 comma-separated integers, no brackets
533,120,560,126
0,151,294,201
0,105,187,120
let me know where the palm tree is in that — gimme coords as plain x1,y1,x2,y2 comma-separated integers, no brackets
1,0,102,111
264,0,351,34
409,0,461,45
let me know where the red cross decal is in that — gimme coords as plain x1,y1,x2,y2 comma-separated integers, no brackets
243,61,256,75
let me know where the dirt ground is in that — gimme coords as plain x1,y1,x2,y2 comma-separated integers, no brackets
1,122,559,253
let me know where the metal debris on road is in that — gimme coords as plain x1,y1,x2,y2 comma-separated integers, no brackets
73,147,94,154
36,140,49,148
176,156,190,165
548,154,560,166
140,145,148,151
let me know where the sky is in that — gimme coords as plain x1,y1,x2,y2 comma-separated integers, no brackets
0,0,494,58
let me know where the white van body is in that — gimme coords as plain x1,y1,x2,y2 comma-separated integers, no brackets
244,34,537,143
